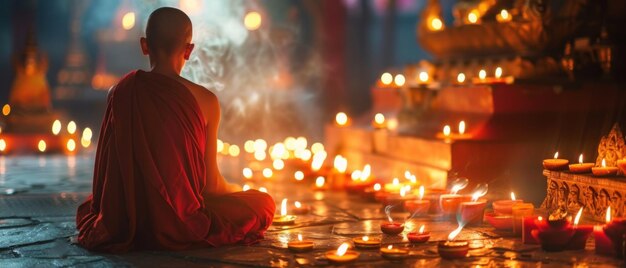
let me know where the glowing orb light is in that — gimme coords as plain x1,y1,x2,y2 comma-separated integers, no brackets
122,12,136,30
244,11,262,31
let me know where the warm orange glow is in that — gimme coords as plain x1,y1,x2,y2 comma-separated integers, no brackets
360,164,371,181
418,71,429,83
273,159,285,170
511,192,516,201
418,185,425,200
315,176,325,188
228,145,240,157
295,137,308,150
242,184,251,191
243,168,253,179
244,140,255,153
478,69,487,80
259,187,268,193
400,187,407,197
244,11,262,31
606,206,611,223
579,154,583,164
2,104,10,116
294,171,304,181
335,112,348,126
82,127,93,141
374,113,385,125
333,155,348,173
122,12,136,30
67,121,77,134
52,120,62,135
262,168,273,178
495,67,503,79
457,73,466,83
419,225,425,234
429,17,443,31
362,236,369,242
373,183,381,191
280,198,288,216
253,139,268,152
554,152,559,159
38,140,46,152
443,125,451,137
311,151,327,171
297,233,303,242
0,139,6,152
271,143,286,159
574,207,583,226
299,149,312,161
380,72,393,85
295,201,302,208
66,139,76,152
467,9,479,24
458,121,466,135
497,9,512,22
217,139,224,153
448,225,463,241
311,143,324,154
602,158,607,167
394,74,406,87
336,243,350,257
351,170,361,181
393,178,400,185
81,138,91,148
254,150,267,161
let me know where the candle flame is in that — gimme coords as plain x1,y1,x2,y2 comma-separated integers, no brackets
478,69,486,80
419,185,425,200
38,140,46,153
373,183,381,191
400,187,406,197
458,121,466,135
392,178,400,186
419,71,429,83
351,170,361,181
335,112,348,126
311,151,327,171
242,184,250,191
429,17,443,31
495,67,503,79
262,168,273,178
387,245,393,250
394,74,405,87
280,198,288,216
362,236,369,242
457,73,466,83
448,225,463,241
259,187,267,193
52,120,62,135
499,9,509,20
381,72,393,85
298,234,303,242
243,168,253,179
336,243,350,256
471,184,488,202
360,164,371,181
450,178,469,194
315,176,325,188
511,192,516,201
443,125,451,137
295,201,302,208
333,155,348,173
374,113,385,125
273,159,285,170
579,154,583,164
0,138,6,152
538,216,543,221
294,171,304,181
66,139,76,152
602,158,607,168
467,9,479,24
574,207,583,226
419,225,425,234
67,121,77,134
554,152,559,159
606,206,611,223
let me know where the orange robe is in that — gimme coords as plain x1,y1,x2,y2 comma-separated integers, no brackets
76,70,275,252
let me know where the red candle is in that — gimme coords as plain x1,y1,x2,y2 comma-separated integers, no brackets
407,225,430,243
532,227,575,252
522,215,543,244
603,217,626,257
492,192,522,214
595,206,616,256
567,208,593,250
459,199,487,225
380,222,405,236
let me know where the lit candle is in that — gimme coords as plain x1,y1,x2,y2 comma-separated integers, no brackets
484,211,514,230
456,73,466,84
407,225,430,243
496,9,512,23
346,164,374,193
600,206,626,257
429,17,443,31
492,192,523,215
380,244,408,260
438,226,469,259
458,121,466,135
314,176,327,191
352,235,381,249
373,113,386,129
418,71,429,85
478,69,487,80
380,72,393,88
328,155,350,189
383,178,403,193
325,243,359,263
459,184,488,225
495,67,503,79
543,152,569,171
287,234,314,252
404,185,430,215
443,125,451,138
617,158,626,174
292,201,310,215
595,207,615,256
532,210,575,252
592,158,619,177
242,168,254,180
466,9,479,24
262,168,273,179
294,171,304,181
394,74,405,87
380,214,405,236
363,183,382,201
273,198,296,225
335,112,349,127
568,154,594,173
567,208,593,250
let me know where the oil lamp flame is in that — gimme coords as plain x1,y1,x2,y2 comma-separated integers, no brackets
457,73,466,83
418,185,425,200
335,112,348,126
458,121,466,135
311,151,327,171
467,9,479,24
448,225,463,241
450,178,469,195
373,183,381,191
315,176,325,188
495,67,503,78
419,225,425,234
243,168,253,179
554,152,559,159
511,192,516,201
400,187,406,197
295,171,304,181
362,236,369,242
295,201,302,208
387,245,393,250
579,154,583,164
478,69,486,80
52,120,62,135
38,140,46,152
392,178,400,185
443,125,451,137
602,158,607,168
360,164,371,181
471,184,488,202
336,243,350,256
242,184,250,191
298,234,303,242
574,207,583,226
280,198,288,216
419,71,429,83
606,206,611,223
334,155,348,173
351,170,361,181
430,17,443,31
374,113,385,125
394,74,406,87
380,72,393,85
500,9,509,20
0,139,6,152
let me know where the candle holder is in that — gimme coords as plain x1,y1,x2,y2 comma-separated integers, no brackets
543,159,569,171
287,240,314,252
459,199,487,225
404,199,430,215
325,250,359,264
381,222,405,236
380,245,409,260
272,215,297,226
569,163,594,173
437,241,469,259
484,212,513,230
592,166,619,177
407,232,430,243
439,194,465,215
352,236,381,249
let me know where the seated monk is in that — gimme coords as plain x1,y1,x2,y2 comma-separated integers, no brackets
76,7,275,252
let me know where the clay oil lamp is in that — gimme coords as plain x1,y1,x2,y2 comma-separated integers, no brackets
380,244,408,260
567,208,593,250
328,155,350,190
439,178,469,215
273,198,296,226
618,158,626,174
522,215,544,244
512,202,534,234
438,225,469,259
459,184,488,225
292,201,310,215
407,225,430,243
404,185,430,215
592,158,619,177
492,192,523,215
484,212,513,230
380,214,405,236
531,209,575,252
569,154,594,174
595,207,615,256
373,113,387,129
326,243,359,264
353,235,381,249
601,206,626,257
287,234,314,252
543,152,569,171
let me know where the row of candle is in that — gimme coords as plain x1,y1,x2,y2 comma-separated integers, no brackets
377,66,513,89
544,152,626,177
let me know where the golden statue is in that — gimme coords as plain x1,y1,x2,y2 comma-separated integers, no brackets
596,123,626,167
9,29,52,112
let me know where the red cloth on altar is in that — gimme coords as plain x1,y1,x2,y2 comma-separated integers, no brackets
76,70,275,252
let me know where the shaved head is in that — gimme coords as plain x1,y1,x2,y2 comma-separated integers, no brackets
145,7,192,55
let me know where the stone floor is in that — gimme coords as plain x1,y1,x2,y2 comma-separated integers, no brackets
0,155,624,267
